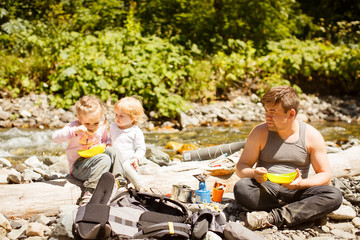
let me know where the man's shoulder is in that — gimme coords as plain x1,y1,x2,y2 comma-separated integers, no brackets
253,122,268,132
303,122,321,135
304,122,325,144
249,122,269,140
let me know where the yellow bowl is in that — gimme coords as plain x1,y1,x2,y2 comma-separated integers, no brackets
78,144,106,158
267,171,297,184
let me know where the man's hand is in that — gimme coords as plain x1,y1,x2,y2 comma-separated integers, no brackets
282,169,302,190
254,167,268,183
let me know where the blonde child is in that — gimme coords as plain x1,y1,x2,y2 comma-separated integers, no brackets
107,96,147,190
52,95,113,204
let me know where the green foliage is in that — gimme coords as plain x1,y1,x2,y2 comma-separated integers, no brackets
46,29,193,118
258,39,360,95
0,54,48,98
297,0,360,43
136,0,311,51
1,0,360,121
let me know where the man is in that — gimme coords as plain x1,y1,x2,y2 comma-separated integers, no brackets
234,85,342,230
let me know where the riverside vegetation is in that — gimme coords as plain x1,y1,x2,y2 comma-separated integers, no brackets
0,1,360,239
1,0,359,122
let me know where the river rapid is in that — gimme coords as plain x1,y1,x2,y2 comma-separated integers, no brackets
1,121,359,165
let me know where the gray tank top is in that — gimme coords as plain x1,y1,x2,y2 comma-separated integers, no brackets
258,121,311,178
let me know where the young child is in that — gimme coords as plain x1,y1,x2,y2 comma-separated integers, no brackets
107,96,147,190
52,95,113,204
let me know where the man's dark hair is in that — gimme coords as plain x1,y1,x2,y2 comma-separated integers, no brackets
261,86,299,114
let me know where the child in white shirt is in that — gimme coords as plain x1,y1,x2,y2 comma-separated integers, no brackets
107,96,147,190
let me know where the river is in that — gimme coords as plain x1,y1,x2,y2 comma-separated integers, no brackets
0,121,359,164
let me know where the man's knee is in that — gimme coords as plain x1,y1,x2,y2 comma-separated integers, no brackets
233,178,257,207
328,186,343,210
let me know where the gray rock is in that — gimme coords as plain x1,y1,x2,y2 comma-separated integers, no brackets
7,219,28,240
352,217,360,228
0,109,10,120
0,213,11,231
24,156,42,168
20,110,32,118
0,168,11,184
0,228,7,240
328,205,356,220
51,212,74,240
145,148,170,166
0,158,11,167
330,229,356,239
7,168,22,184
29,214,51,226
23,169,42,182
180,111,200,128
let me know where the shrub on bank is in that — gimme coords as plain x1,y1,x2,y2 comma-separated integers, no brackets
0,26,359,119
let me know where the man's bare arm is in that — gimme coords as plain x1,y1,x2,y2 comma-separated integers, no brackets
236,123,268,183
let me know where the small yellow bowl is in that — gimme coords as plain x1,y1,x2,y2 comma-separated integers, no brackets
267,171,297,184
78,144,106,158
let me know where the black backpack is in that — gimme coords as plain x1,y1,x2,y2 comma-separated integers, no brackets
74,172,191,240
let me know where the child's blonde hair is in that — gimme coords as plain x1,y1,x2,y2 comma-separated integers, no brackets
75,95,105,119
114,96,144,125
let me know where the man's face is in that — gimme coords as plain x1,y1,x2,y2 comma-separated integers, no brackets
264,103,291,131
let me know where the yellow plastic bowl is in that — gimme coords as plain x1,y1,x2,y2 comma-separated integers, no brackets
267,171,297,184
78,144,106,158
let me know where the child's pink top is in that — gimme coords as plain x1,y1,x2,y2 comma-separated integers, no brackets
52,120,108,173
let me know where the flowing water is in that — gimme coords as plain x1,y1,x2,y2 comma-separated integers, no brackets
0,121,359,164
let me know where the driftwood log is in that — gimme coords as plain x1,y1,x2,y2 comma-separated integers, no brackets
0,177,82,219
1,146,360,218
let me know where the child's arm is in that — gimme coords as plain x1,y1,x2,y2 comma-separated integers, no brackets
123,160,146,190
133,128,146,161
52,123,88,143
52,125,77,143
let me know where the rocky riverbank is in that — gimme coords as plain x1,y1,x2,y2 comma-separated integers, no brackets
0,144,360,239
0,92,359,130
0,93,360,240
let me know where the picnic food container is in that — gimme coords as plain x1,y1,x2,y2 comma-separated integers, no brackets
172,184,195,203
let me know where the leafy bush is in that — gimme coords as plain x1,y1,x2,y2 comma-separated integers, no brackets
258,39,360,95
46,29,194,118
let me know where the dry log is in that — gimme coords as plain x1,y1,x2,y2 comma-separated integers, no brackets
0,177,82,219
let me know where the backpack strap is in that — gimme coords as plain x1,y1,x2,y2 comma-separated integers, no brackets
88,172,116,205
75,204,111,239
129,188,189,218
134,222,191,239
138,210,188,228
